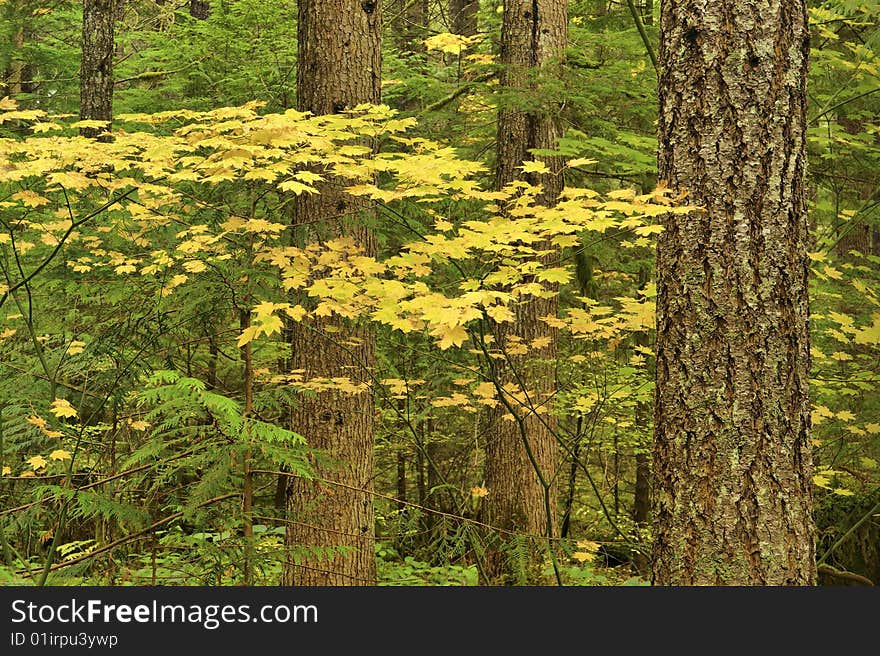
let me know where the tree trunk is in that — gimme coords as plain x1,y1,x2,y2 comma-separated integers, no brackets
642,0,653,25
80,0,115,139
449,0,478,36
482,0,566,585
282,0,381,587
6,25,32,98
190,0,210,19
631,267,651,574
393,0,428,52
652,0,816,585
396,450,407,511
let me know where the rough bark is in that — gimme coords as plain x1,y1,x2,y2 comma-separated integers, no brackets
652,0,816,585
295,0,381,115
80,0,115,139
282,0,381,586
449,0,478,36
482,0,567,585
190,0,210,19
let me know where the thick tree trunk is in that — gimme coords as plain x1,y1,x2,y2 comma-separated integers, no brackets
80,0,115,138
482,0,566,584
282,0,381,586
449,0,478,36
652,0,816,585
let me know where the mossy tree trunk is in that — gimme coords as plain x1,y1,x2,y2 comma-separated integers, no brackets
80,0,115,138
652,0,816,585
482,0,567,585
282,0,381,586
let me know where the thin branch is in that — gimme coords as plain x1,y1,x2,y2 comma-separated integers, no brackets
625,0,658,73
0,188,137,311
421,71,497,114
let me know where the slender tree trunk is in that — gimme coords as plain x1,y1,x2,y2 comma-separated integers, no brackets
396,451,407,510
632,288,651,574
393,0,428,52
642,0,653,25
80,0,115,139
559,417,582,539
449,0,478,36
6,26,32,97
652,0,816,585
239,309,254,586
482,0,567,584
282,0,381,587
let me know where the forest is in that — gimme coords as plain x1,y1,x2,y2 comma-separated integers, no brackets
0,0,877,588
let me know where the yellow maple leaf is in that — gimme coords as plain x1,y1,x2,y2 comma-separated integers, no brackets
633,224,664,236
130,420,150,431
430,393,471,408
283,305,308,321
50,399,77,419
49,449,71,461
470,486,488,499
0,109,47,123
822,265,843,280
519,160,549,175
435,324,468,350
810,405,834,425
535,267,571,284
68,340,86,355
854,315,880,345
423,32,475,55
812,474,832,489
12,190,50,208
1,466,10,476
237,325,260,347
277,180,317,195
27,455,48,471
27,415,47,429
30,121,63,133
485,304,514,323
258,314,284,337
530,336,552,350
70,119,110,130
572,551,595,563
